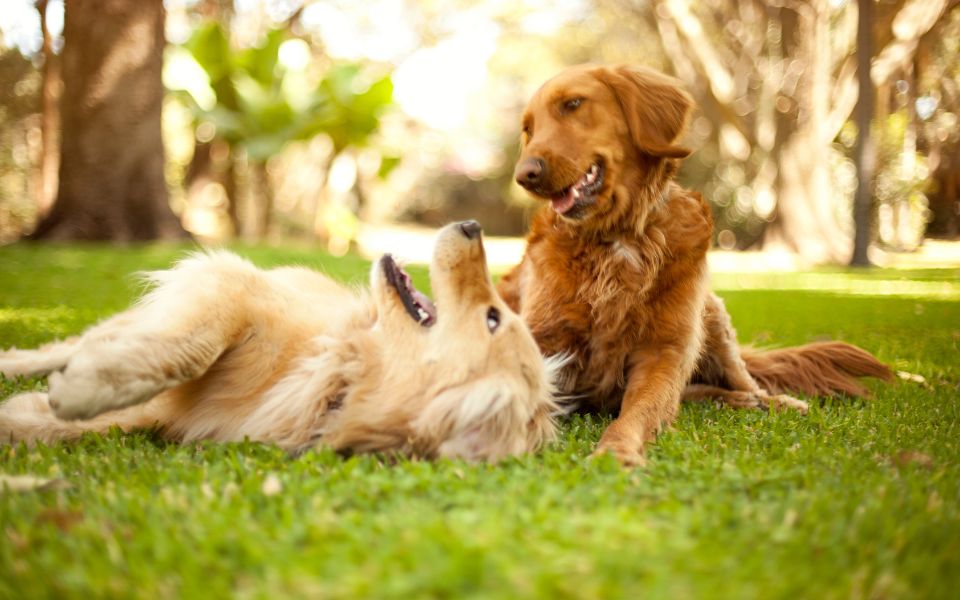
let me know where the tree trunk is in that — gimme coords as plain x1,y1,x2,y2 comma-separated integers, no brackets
31,0,187,241
247,161,273,241
850,0,875,265
763,3,852,264
35,0,61,219
224,148,241,236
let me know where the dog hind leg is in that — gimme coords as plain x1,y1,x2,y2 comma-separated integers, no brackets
694,293,808,413
40,279,243,421
682,383,808,413
0,337,82,378
0,391,166,445
48,316,231,421
0,311,143,379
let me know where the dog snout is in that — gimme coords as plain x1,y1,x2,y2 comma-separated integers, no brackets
458,220,482,240
515,157,546,191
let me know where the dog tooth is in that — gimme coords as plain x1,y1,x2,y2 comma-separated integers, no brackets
572,187,580,199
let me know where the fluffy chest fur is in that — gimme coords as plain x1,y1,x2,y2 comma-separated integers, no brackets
515,189,712,406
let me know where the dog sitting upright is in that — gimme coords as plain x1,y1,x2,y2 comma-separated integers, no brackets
0,221,559,461
498,65,890,466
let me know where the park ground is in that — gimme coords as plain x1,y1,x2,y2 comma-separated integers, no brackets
0,241,958,599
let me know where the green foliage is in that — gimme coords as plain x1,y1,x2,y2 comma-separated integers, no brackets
170,22,394,162
0,245,958,599
316,64,395,153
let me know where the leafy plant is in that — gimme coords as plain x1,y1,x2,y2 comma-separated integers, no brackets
169,22,394,162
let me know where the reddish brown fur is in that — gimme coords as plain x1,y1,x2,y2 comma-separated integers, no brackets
742,342,892,398
499,64,891,465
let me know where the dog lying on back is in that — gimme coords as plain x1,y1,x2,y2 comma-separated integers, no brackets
498,64,891,466
0,221,559,461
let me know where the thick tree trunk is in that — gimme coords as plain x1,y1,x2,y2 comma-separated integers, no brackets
31,0,186,241
35,0,60,218
850,0,875,265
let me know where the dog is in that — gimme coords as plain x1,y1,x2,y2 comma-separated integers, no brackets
0,221,559,461
497,64,891,466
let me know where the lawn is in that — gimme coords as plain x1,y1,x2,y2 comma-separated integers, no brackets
0,243,958,599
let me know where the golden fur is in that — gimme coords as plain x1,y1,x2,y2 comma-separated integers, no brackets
0,222,559,461
498,64,891,466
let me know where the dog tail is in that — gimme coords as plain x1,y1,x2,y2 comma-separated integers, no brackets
742,341,892,398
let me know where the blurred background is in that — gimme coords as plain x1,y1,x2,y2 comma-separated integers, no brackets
0,0,957,266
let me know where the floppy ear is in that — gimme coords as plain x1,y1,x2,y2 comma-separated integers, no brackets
599,65,694,159
414,377,557,462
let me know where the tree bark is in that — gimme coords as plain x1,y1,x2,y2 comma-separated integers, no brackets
850,0,875,265
31,0,186,241
35,0,61,218
248,161,273,241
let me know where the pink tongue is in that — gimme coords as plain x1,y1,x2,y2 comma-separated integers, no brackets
551,189,576,214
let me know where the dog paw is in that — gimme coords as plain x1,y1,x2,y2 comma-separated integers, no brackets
0,350,31,378
0,392,54,444
761,394,809,415
48,359,161,421
590,440,647,468
47,368,121,421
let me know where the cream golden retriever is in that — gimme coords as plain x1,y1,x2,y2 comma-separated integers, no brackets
498,64,890,466
0,221,558,461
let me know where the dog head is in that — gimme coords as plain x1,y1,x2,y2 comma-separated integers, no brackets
326,221,559,461
515,64,693,229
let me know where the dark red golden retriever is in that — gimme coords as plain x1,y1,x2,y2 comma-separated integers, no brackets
497,64,891,466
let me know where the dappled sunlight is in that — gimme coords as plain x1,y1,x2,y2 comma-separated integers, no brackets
0,306,78,324
392,19,499,131
3,0,957,252
711,270,960,299
710,239,960,297
0,2,958,595
0,306,93,345
356,222,525,270
354,222,960,287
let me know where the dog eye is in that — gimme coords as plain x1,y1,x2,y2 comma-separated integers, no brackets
486,307,501,333
562,98,583,112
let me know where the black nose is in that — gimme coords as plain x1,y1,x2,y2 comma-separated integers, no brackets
515,157,545,190
458,220,482,240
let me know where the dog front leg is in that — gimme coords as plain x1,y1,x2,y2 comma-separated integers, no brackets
593,344,693,467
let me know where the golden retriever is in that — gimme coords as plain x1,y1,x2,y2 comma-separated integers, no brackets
0,221,559,461
498,64,891,466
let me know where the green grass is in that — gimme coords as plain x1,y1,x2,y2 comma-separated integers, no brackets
0,243,958,599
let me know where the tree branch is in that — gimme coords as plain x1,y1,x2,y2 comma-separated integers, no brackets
872,0,949,85
649,0,755,146
659,0,736,103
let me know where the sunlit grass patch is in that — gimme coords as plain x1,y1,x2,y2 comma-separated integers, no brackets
712,269,960,299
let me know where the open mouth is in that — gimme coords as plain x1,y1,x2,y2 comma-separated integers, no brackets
550,161,605,216
381,254,437,327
